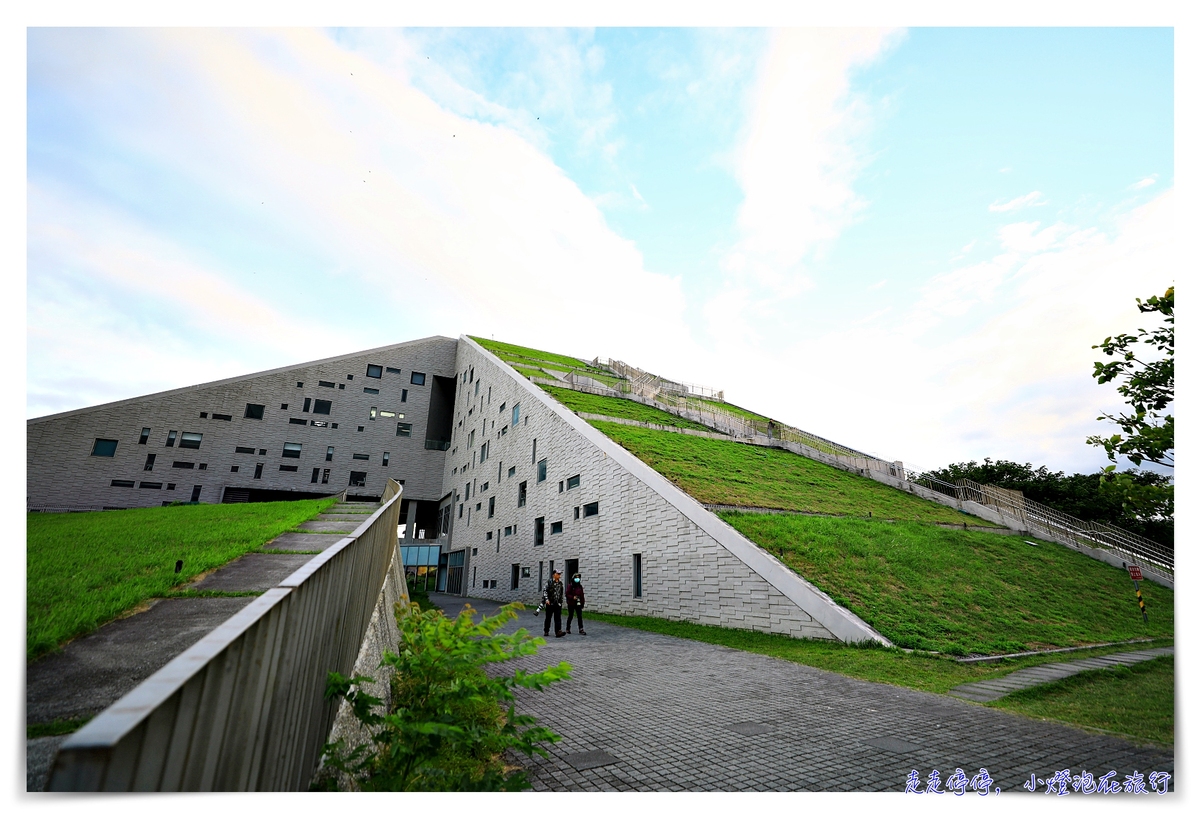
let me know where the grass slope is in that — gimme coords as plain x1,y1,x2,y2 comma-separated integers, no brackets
988,654,1173,747
27,498,335,659
720,512,1174,654
541,385,711,431
471,337,610,377
594,421,979,524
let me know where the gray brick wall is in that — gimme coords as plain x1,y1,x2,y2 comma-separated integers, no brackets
27,337,458,509
443,336,849,642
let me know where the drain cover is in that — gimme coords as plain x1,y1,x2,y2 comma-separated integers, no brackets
863,736,921,754
563,750,619,770
726,721,774,736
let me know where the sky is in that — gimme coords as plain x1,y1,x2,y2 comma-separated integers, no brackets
25,25,1176,477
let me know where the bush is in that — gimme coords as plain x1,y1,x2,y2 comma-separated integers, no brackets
319,601,570,791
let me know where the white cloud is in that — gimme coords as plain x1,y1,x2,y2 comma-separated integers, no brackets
988,190,1047,212
27,29,693,416
1131,174,1158,190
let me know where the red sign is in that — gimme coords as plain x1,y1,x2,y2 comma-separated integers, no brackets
1127,565,1144,581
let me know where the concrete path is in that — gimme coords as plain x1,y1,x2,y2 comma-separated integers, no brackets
431,594,1173,793
948,648,1174,703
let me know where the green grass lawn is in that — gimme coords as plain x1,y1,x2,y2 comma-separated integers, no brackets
719,512,1174,654
593,421,978,523
26,498,335,659
541,385,712,431
472,337,604,375
508,363,552,380
989,655,1174,747
697,398,772,424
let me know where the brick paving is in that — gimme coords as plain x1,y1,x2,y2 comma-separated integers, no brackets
950,648,1175,702
433,593,1174,793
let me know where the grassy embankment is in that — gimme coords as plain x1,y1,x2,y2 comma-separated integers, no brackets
541,385,711,431
472,337,624,387
26,498,336,660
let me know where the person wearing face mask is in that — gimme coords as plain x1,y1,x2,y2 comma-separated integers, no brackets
565,572,586,635
543,570,565,638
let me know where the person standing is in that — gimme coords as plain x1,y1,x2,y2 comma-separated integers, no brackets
543,570,565,638
565,572,586,635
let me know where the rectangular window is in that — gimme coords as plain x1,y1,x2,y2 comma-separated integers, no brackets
245,403,265,419
508,466,516,478
517,481,527,508
230,465,239,473
551,521,563,535
319,380,335,388
289,418,308,425
537,459,547,483
567,474,581,490
311,467,320,483
211,413,232,422
302,397,312,413
282,442,302,458
396,422,412,437
382,452,390,467
370,406,378,420
91,439,118,457
179,432,202,450
310,420,328,428
352,453,370,460
504,525,513,536
481,481,489,491
558,480,563,493
140,481,162,489
200,412,208,418
379,410,398,418
280,404,288,410
258,449,267,455
366,364,383,379
468,429,475,447
486,531,493,541
488,496,495,518
254,463,263,479
401,388,408,402
166,431,177,447
634,554,642,598
512,403,520,427
138,427,150,444
511,564,520,590
326,446,334,461
280,464,298,472
110,479,134,488
322,468,330,484
474,380,480,396
583,502,599,518
574,506,580,520
339,384,344,389
480,441,489,463
297,381,304,388
199,463,207,470
144,453,156,471
235,446,255,454
172,461,195,469
534,517,545,546
312,399,332,415
532,438,537,465
410,371,426,385
363,387,379,395
349,471,366,487
167,483,176,490
386,366,402,374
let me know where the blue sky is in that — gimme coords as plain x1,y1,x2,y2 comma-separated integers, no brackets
25,26,1175,475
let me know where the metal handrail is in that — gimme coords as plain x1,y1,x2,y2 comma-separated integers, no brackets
48,479,405,791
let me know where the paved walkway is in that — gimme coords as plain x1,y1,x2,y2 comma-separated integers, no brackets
948,647,1174,703
25,501,376,791
432,593,1173,793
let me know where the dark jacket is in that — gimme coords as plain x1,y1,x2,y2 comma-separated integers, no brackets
566,580,585,607
544,579,564,607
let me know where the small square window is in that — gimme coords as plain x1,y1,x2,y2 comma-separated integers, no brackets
583,502,599,518
282,442,302,458
508,466,516,478
486,531,493,540
280,403,288,410
199,412,208,418
230,465,239,473
244,403,265,420
366,364,383,379
198,463,207,470
179,432,202,450
332,423,338,429
347,374,353,380
567,474,581,490
410,371,426,386
313,399,332,415
167,483,176,490
91,438,119,457
349,471,367,487
358,426,365,432
551,521,563,535
339,383,345,390
138,427,150,444
396,422,412,437
258,449,267,456
296,381,304,387
504,525,513,536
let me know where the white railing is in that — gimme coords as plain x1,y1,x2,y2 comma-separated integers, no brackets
47,479,405,791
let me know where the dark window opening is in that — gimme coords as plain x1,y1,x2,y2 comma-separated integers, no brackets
143,453,156,471
386,366,402,374
352,453,369,460
410,371,426,386
511,564,520,590
321,468,330,484
302,397,311,413
382,452,390,467
211,413,232,422
319,380,335,388
138,427,150,445
258,449,267,456
537,458,547,483
508,466,516,478
91,439,118,457
396,422,412,437
311,467,320,483
349,471,367,487
567,474,581,490
326,446,334,461
633,554,642,598
363,387,379,395
401,388,408,402
338,384,345,390
235,446,255,454
179,432,202,450
289,418,308,425
282,442,302,458
167,483,176,490
279,464,298,472
172,461,195,469
517,481,527,508
280,403,288,410
245,403,265,420
534,517,545,546
254,464,263,479
230,465,239,473
487,496,495,518
583,502,599,518
199,463,207,470
574,506,580,520
366,364,383,379
190,486,203,502
199,412,208,418
166,431,177,447
140,481,162,489
296,381,304,388
551,521,563,535
313,399,331,415
110,479,134,487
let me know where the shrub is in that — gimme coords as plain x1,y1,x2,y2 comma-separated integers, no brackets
319,601,570,791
